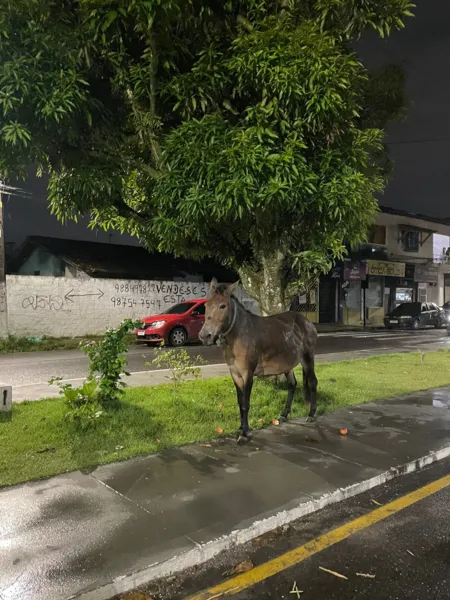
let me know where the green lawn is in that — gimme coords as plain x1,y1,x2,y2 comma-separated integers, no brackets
1,351,450,488
0,333,136,354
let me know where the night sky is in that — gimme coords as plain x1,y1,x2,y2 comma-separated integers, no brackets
3,0,449,247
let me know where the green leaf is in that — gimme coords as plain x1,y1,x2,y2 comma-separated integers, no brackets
102,10,118,32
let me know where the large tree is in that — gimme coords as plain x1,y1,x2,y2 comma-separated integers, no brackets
0,0,413,313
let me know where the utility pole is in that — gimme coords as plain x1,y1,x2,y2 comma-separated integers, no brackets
0,181,8,337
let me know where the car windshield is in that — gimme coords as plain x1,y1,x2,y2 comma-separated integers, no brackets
443,302,450,310
391,303,421,317
162,302,195,315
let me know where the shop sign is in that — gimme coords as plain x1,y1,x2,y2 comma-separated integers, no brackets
331,267,341,279
414,264,438,284
367,260,405,278
343,261,367,281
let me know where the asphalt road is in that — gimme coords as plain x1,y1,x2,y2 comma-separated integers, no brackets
132,458,450,600
0,328,449,388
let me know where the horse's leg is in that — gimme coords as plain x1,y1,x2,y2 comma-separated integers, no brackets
303,368,311,404
280,370,297,422
232,379,245,434
238,371,254,442
230,369,245,436
302,355,318,422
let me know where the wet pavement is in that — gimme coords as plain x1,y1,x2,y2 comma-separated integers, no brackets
2,387,450,600
153,458,450,600
2,328,450,401
232,484,450,600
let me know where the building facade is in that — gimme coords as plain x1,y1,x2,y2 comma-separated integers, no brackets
313,207,450,327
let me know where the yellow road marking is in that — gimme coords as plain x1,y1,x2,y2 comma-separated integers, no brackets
187,473,450,600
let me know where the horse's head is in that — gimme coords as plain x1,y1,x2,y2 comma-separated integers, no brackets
199,278,239,346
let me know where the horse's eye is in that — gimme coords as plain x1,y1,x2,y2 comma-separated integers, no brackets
219,304,226,309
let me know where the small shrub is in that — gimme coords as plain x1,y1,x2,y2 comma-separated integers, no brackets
51,319,139,427
149,347,207,389
49,376,103,429
80,318,140,406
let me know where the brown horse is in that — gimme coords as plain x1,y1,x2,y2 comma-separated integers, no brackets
199,279,318,441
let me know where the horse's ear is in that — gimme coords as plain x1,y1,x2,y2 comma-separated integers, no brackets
228,280,240,295
210,277,218,295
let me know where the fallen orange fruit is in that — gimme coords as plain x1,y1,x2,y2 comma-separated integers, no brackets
272,419,280,426
340,428,348,436
215,427,224,434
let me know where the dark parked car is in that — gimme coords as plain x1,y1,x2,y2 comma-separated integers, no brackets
443,301,450,334
384,302,445,330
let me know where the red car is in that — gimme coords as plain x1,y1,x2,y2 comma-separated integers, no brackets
135,299,207,346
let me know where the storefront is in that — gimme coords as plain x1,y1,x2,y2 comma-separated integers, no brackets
414,263,439,305
341,259,410,326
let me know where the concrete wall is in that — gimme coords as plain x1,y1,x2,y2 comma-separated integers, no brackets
0,281,7,337
5,275,258,338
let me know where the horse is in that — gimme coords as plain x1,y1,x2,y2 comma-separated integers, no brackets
199,278,318,442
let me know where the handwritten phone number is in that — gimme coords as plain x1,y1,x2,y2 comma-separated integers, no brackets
114,282,207,296
111,297,162,309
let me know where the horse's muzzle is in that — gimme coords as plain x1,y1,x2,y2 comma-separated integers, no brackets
199,329,218,346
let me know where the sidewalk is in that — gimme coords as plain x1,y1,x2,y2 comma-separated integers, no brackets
2,387,450,600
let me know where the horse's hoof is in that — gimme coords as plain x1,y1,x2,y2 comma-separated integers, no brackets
237,427,252,437
305,415,317,423
237,434,250,445
279,415,288,423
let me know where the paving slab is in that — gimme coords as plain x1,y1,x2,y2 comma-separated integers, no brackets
2,388,450,600
0,472,195,600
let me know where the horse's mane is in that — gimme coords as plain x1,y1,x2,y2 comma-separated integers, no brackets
231,294,253,315
214,283,253,315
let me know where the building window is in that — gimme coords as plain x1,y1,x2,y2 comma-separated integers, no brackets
368,225,386,245
401,230,420,253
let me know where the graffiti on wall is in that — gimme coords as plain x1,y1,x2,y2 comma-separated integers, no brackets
21,295,71,312
110,281,208,311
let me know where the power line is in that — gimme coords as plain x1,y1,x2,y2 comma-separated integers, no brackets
0,183,47,202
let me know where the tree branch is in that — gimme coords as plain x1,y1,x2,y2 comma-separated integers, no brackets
147,33,163,168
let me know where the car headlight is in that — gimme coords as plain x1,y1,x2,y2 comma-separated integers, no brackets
149,320,166,328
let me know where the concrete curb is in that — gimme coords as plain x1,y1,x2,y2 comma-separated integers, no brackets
70,444,450,600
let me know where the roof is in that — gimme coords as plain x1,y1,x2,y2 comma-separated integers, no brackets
379,205,450,228
8,236,238,282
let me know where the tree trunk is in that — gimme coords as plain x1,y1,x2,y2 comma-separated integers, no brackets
238,251,290,316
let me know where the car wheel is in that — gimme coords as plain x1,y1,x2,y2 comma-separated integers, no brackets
169,327,187,347
412,319,420,330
